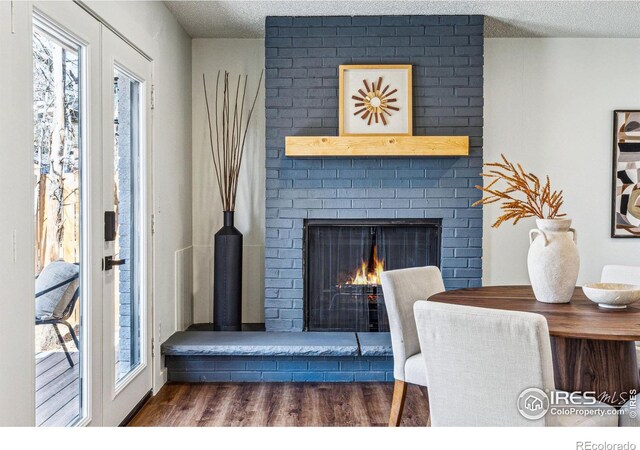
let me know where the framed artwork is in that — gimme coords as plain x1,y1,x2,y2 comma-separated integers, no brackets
339,64,412,136
612,110,640,238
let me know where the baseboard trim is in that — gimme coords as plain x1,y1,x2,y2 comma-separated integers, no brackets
118,390,153,427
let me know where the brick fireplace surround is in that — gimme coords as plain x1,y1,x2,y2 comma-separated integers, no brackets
162,14,483,382
265,14,484,331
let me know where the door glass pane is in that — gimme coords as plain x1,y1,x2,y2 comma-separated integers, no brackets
113,67,141,384
33,19,85,427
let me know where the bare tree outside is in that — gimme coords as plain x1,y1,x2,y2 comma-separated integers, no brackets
33,29,80,274
33,30,81,351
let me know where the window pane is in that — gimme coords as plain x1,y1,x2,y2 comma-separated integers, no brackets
33,21,84,427
113,67,141,383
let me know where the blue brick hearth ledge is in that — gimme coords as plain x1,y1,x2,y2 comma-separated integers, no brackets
163,331,356,356
162,331,392,357
358,332,394,356
161,332,394,382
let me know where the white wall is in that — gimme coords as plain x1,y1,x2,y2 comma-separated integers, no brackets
0,1,37,426
484,38,640,285
191,39,265,324
0,0,191,425
190,37,640,320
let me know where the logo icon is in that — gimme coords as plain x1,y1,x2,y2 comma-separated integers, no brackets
517,388,550,420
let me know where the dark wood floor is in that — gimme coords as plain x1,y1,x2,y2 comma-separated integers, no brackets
128,382,429,427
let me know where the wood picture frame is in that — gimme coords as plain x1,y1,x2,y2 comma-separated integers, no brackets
339,64,412,137
612,110,640,238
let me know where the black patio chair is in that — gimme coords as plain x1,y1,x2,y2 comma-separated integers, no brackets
35,261,80,368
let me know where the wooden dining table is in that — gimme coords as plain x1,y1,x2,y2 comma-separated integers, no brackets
428,285,640,406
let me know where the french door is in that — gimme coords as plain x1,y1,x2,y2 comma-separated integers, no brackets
32,2,100,427
32,1,153,427
101,27,153,427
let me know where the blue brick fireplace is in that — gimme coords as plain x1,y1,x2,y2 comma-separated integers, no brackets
264,15,484,332
162,14,483,382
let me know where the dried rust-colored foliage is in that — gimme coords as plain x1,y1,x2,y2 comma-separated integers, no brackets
473,154,566,228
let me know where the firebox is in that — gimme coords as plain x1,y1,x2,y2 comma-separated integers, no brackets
303,219,442,332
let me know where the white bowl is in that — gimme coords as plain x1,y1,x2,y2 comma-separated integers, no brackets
582,283,640,309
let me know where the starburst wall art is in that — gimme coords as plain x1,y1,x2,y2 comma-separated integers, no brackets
339,65,412,136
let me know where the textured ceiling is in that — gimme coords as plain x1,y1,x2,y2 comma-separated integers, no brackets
164,0,640,38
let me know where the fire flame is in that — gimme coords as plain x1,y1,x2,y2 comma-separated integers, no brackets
347,247,385,286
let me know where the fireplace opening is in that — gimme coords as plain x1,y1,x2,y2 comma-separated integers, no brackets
304,219,442,332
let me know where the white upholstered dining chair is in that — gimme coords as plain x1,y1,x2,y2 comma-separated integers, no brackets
413,301,618,426
601,265,640,363
379,266,445,426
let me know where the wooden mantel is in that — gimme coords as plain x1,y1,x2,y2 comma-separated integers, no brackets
285,135,469,158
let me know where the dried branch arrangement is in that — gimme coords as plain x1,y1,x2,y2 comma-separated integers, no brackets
203,70,264,211
473,154,566,228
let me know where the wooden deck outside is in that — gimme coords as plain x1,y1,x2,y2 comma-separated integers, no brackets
36,351,80,427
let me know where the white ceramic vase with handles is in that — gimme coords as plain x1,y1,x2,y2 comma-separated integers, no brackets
527,218,580,303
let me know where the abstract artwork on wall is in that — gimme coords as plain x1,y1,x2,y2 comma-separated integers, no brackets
339,64,412,136
612,110,640,237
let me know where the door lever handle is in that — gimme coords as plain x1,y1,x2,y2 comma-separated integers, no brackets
103,255,126,271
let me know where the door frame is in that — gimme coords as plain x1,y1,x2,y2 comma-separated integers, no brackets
73,0,161,398
31,1,103,427
73,0,165,397
31,0,155,426
101,27,154,426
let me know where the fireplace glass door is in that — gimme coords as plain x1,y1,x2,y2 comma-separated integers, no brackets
304,220,441,332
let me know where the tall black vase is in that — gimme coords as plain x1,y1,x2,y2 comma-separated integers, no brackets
213,211,243,331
